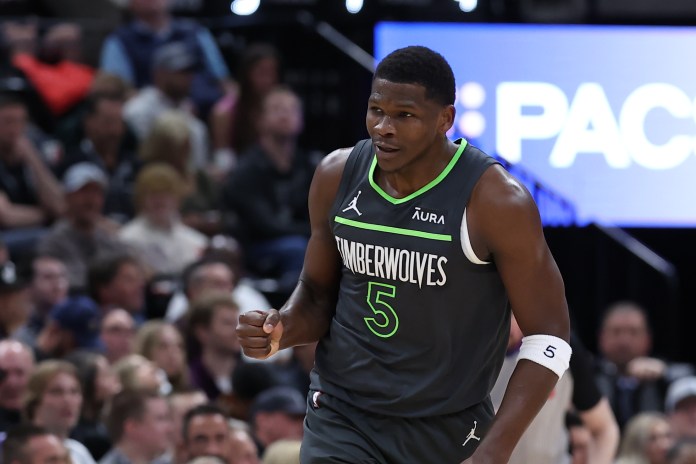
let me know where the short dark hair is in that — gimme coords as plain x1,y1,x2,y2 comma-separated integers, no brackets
3,424,51,464
88,253,140,301
374,46,455,106
182,258,234,297
83,93,123,118
188,293,239,331
105,389,160,443
182,403,227,442
601,300,650,330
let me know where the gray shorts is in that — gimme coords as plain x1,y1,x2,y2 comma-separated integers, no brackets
300,390,494,464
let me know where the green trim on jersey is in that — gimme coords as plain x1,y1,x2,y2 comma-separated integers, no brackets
334,216,452,241
368,139,468,205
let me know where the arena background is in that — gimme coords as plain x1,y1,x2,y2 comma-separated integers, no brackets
3,0,696,361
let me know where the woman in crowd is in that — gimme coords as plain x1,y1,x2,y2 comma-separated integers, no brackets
135,320,189,392
66,351,122,460
616,412,674,464
24,360,97,464
209,43,281,167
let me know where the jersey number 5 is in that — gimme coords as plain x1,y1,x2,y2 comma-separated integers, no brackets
365,282,399,338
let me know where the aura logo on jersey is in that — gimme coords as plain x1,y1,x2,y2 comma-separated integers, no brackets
375,22,696,226
412,207,445,225
335,236,447,288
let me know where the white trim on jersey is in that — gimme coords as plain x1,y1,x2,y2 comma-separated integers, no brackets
460,208,490,265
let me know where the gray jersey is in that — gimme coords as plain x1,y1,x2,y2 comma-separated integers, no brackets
310,138,511,417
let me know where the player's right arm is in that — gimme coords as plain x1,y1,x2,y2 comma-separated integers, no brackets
236,147,351,359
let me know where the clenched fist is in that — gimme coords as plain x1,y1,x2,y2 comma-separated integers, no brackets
236,309,284,360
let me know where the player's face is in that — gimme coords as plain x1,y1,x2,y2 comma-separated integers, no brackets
366,78,453,175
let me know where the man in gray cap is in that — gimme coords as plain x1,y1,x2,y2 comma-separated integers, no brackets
37,162,128,292
667,376,696,440
124,41,210,170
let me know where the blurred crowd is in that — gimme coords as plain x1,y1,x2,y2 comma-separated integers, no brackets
1,1,696,464
0,1,316,463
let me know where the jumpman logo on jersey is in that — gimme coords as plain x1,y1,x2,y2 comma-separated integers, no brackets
462,421,481,447
342,191,362,216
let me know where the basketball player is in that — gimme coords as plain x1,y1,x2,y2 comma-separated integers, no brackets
237,45,571,463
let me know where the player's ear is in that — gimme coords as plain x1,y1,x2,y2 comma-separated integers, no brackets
438,105,455,135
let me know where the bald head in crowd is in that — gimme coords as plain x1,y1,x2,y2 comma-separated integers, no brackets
0,340,35,412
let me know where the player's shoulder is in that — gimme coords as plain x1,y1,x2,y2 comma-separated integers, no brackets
314,146,353,181
472,164,537,217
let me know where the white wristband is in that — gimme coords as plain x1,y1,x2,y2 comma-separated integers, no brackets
517,334,572,379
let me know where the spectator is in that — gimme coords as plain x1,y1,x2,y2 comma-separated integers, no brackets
135,320,189,392
123,42,209,171
0,22,56,132
262,440,300,464
139,111,219,235
210,43,281,171
99,309,136,365
66,351,122,460
0,340,34,432
35,295,102,359
119,163,207,276
164,254,271,326
248,386,305,457
169,390,208,464
24,360,96,464
37,162,128,291
57,93,137,224
11,23,95,119
54,72,135,152
101,390,173,464
616,412,674,464
14,254,69,348
0,93,65,252
0,260,31,338
112,354,166,396
88,253,146,318
228,426,260,464
666,377,696,440
596,301,694,428
181,404,230,462
222,86,317,291
187,292,241,401
3,424,70,464
99,0,230,118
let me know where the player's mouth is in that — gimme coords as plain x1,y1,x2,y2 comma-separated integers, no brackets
375,143,399,155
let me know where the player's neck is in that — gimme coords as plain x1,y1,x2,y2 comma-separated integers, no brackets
376,139,457,199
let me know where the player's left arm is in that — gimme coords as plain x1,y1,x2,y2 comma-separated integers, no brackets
464,165,571,464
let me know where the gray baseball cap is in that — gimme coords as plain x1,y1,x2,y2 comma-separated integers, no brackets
153,42,200,72
63,162,108,193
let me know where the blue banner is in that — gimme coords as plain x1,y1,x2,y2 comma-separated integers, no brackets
375,22,696,227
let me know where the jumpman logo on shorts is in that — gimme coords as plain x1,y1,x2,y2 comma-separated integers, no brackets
462,421,481,447
342,191,362,216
